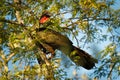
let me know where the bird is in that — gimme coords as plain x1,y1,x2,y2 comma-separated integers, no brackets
35,11,98,70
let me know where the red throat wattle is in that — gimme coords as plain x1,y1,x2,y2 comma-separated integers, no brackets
39,16,50,24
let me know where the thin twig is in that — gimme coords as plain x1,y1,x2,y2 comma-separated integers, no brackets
7,53,16,61
83,39,87,48
72,31,80,48
107,62,117,79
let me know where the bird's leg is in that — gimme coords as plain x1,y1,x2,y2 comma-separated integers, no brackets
41,43,55,59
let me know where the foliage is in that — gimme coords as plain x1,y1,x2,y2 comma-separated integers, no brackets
0,0,120,80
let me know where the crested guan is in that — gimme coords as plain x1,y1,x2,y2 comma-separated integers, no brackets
35,11,97,70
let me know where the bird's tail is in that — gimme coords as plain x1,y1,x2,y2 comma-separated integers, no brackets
69,46,98,70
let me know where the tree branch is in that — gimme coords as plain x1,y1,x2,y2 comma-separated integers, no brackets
0,18,26,27
7,53,16,61
0,51,9,79
72,30,80,48
37,48,50,66
107,62,117,79
69,17,111,21
0,52,7,63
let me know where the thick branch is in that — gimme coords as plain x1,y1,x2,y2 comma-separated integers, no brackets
0,51,9,75
0,18,26,27
0,52,7,63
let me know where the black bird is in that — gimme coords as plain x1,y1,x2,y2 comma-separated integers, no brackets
36,11,97,69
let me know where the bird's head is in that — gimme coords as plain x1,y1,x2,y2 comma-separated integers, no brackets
39,11,51,24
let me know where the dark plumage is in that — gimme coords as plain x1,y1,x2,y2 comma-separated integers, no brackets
35,11,97,69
